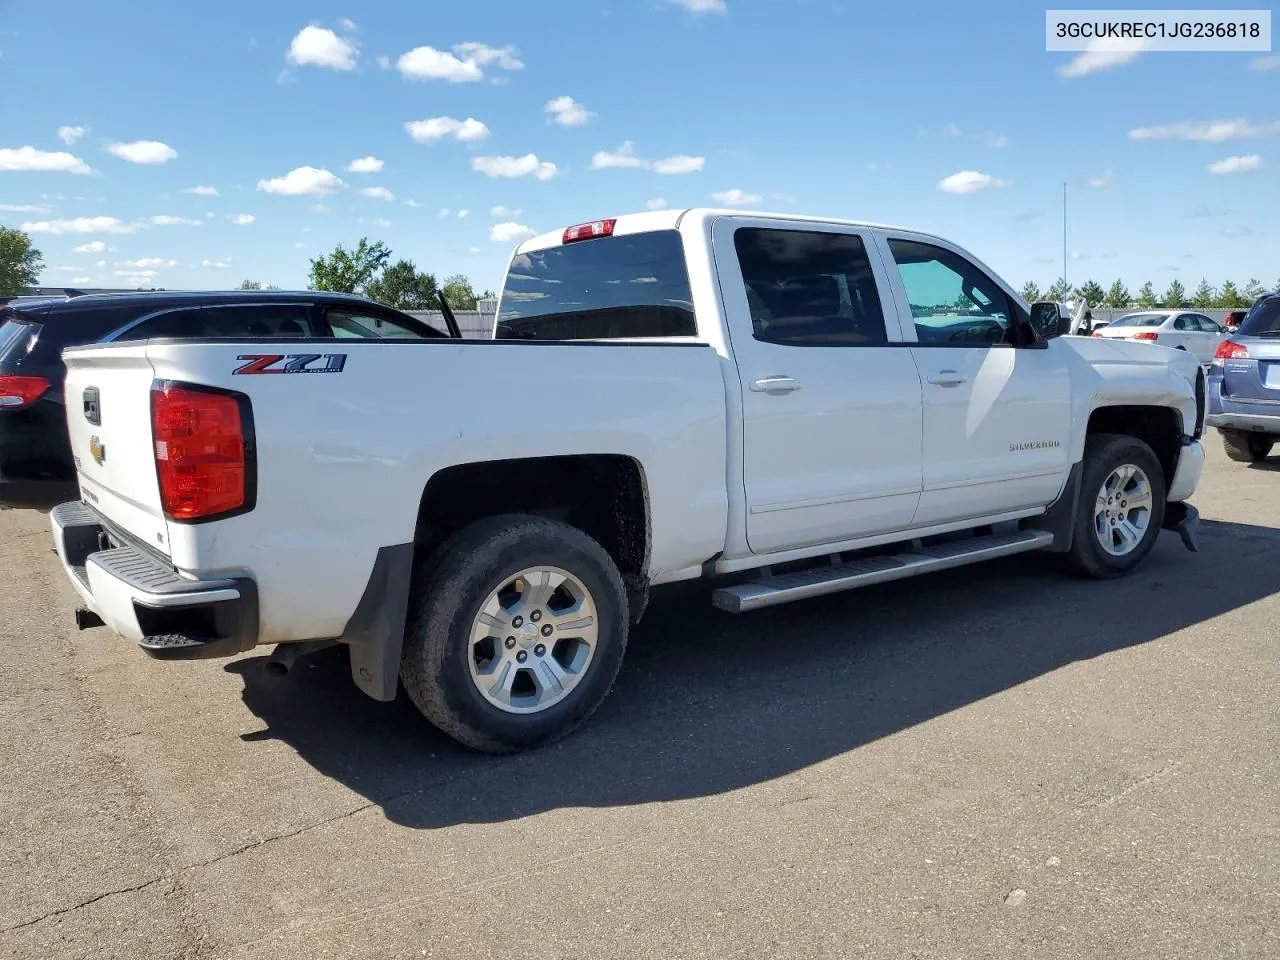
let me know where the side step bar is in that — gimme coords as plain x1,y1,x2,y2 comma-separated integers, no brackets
712,530,1055,614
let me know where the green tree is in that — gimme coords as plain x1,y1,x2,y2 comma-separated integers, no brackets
1019,281,1042,302
1163,279,1187,308
1136,281,1158,308
1243,278,1266,301
1191,279,1216,308
1046,277,1070,302
441,273,478,310
1076,280,1105,307
1216,280,1247,308
0,226,44,296
308,238,391,294
1104,280,1131,308
238,279,263,290
363,258,439,310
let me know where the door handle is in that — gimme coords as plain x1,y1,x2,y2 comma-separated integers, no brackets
750,376,802,395
927,370,967,387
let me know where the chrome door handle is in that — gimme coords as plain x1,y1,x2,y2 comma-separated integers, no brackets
750,376,802,395
927,370,967,386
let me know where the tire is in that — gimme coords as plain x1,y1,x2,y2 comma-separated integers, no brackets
400,514,629,754
1221,428,1274,463
1065,433,1166,579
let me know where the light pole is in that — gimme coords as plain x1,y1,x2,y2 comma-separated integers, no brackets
1062,182,1068,296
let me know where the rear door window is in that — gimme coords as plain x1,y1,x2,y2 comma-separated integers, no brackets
496,230,696,340
119,308,206,340
0,319,40,364
325,307,441,339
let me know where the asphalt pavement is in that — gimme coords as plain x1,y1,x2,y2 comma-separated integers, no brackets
2,439,1278,959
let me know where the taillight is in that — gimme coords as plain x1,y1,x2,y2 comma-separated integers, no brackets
150,380,255,522
1091,332,1103,338
562,219,616,244
1132,331,1159,341
1215,339,1249,360
0,374,49,409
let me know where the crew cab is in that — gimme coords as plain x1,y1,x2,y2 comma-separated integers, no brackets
49,209,1206,754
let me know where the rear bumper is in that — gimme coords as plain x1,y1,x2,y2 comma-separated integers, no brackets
1205,409,1280,435
51,501,259,659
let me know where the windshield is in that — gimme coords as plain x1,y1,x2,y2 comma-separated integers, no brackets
1239,298,1280,337
1108,313,1168,328
496,229,696,340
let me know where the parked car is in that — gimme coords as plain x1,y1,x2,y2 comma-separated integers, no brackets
1206,294,1280,462
49,209,1205,754
0,290,448,506
1091,309,1227,363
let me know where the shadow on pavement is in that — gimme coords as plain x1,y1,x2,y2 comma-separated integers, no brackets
226,519,1280,829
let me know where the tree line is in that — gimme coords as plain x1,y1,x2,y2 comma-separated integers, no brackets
300,237,493,311
1021,277,1277,310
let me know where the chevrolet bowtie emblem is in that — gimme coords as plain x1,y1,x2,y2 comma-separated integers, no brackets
89,435,106,466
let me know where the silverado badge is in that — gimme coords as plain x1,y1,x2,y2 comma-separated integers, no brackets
89,435,106,466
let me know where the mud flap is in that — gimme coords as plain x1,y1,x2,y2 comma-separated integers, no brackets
1162,501,1200,553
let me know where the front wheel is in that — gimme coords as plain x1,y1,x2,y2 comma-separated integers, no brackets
1221,428,1274,463
401,514,629,754
1065,433,1166,579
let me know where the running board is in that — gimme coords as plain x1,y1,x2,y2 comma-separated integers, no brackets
711,530,1055,613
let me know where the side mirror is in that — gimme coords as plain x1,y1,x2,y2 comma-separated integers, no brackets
1030,301,1064,339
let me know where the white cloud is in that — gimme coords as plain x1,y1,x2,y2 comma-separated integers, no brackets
0,146,93,175
453,42,523,70
472,154,558,181
257,166,345,196
205,212,215,219
201,259,230,269
937,170,1010,194
545,96,594,127
72,240,109,253
711,188,761,206
149,215,202,226
311,203,330,213
668,0,727,12
183,184,218,196
57,125,85,145
369,217,392,228
0,203,51,214
1069,251,1088,261
491,222,536,243
106,140,178,165
346,155,383,173
438,208,451,218
21,216,135,235
1222,226,1256,238
652,154,704,174
119,257,178,268
115,269,159,283
1248,55,1280,71
469,246,481,254
1058,37,1144,78
287,25,358,70
294,241,308,249
647,198,669,210
592,141,647,169
458,208,469,218
95,260,106,267
1208,154,1262,174
338,18,357,32
403,199,422,208
490,205,522,217
1087,169,1114,189
376,55,390,70
397,46,482,82
232,213,255,225
404,116,490,143
359,186,395,202
70,276,91,284
1128,119,1280,142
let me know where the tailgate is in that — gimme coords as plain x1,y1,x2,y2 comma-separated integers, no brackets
62,344,170,554
1223,339,1280,402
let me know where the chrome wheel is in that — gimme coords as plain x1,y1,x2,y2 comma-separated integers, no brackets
467,566,598,715
1093,463,1154,556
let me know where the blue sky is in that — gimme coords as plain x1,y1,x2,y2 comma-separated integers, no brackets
1,0,1276,296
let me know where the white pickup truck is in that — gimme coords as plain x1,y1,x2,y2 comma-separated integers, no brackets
50,209,1206,753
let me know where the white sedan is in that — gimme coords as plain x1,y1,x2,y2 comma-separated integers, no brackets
1091,310,1228,363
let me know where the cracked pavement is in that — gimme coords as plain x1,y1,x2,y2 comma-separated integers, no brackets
2,440,1279,959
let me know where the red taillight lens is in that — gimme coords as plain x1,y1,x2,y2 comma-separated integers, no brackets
0,374,50,409
150,382,253,521
562,219,616,244
1215,339,1249,360
1091,332,1103,338
1132,331,1159,341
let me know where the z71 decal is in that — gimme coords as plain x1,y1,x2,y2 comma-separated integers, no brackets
232,354,348,375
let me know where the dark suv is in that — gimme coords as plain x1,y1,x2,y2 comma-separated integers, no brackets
0,290,446,506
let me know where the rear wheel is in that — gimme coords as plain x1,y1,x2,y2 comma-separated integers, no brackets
1065,433,1166,579
400,514,629,754
1221,428,1274,463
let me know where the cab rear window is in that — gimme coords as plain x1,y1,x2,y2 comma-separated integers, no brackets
496,229,696,340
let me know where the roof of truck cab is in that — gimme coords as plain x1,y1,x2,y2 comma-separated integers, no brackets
514,208,927,255
25,289,379,316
